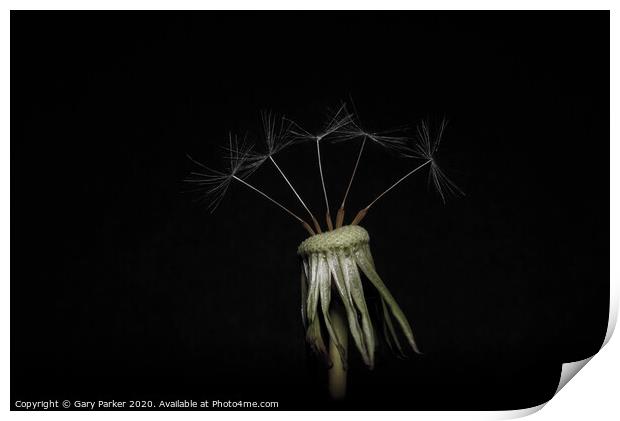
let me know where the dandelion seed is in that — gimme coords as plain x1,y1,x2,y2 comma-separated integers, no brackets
350,118,462,225
247,111,322,233
261,110,295,156
330,102,410,150
185,134,316,235
286,103,354,143
184,133,253,212
402,119,465,203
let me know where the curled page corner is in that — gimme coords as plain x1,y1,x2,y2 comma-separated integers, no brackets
485,356,598,420
489,288,617,420
555,356,594,395
553,287,617,396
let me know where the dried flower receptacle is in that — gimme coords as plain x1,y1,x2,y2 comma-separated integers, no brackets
298,225,421,397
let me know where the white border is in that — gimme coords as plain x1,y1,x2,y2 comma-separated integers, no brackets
1,0,617,10
3,2,617,420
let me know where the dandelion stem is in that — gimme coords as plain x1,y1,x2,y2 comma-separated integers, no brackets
328,300,348,400
269,156,322,233
316,140,334,230
232,176,315,236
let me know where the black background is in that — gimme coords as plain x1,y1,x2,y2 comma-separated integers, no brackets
11,11,609,410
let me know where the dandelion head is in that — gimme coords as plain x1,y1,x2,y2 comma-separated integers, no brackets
298,225,421,369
